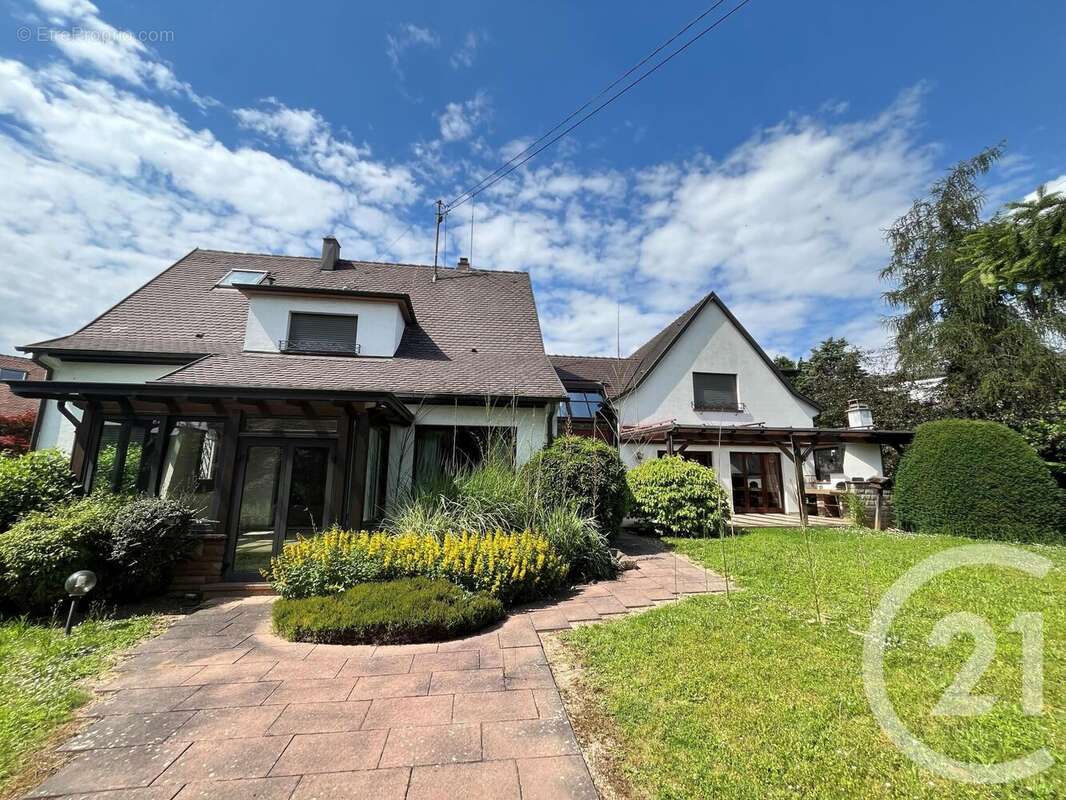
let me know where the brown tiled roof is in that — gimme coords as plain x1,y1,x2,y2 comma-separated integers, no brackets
549,292,819,410
26,249,565,401
0,354,46,417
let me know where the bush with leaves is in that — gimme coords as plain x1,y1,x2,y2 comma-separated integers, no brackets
895,419,1065,541
108,497,196,600
387,458,616,582
522,436,628,538
0,496,119,614
272,577,504,645
0,448,78,532
267,528,568,604
627,455,731,537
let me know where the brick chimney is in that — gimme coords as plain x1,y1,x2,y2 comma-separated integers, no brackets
321,236,340,271
456,256,470,271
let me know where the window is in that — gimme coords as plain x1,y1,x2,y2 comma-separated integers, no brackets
284,312,359,354
91,418,164,495
159,420,225,516
414,425,515,484
558,391,604,419
814,446,844,481
657,450,713,468
216,269,267,287
692,372,738,411
0,367,28,381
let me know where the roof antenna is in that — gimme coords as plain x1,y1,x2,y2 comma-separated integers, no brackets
432,199,445,282
469,196,475,268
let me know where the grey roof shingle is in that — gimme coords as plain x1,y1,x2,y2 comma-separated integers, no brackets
27,249,566,401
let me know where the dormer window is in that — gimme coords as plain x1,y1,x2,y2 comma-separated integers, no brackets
282,312,359,355
692,372,739,411
217,269,267,287
559,390,604,419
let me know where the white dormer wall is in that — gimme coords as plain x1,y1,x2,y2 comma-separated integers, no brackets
243,294,406,357
617,300,818,430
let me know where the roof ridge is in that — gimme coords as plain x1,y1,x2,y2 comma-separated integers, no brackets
195,248,530,276
549,353,632,360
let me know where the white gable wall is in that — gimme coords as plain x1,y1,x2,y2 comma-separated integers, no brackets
243,294,406,357
617,300,818,429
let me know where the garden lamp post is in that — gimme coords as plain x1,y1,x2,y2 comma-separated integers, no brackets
63,570,97,636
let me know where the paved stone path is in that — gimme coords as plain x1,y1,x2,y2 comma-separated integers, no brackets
29,535,726,800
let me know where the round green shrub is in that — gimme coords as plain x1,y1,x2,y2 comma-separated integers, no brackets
0,496,119,614
272,577,504,645
0,449,78,533
523,436,628,538
895,419,1065,541
108,497,196,600
627,455,731,537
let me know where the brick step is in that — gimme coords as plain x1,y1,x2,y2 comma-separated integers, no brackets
201,581,277,598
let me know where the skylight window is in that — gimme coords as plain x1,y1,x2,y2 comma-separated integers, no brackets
217,269,267,287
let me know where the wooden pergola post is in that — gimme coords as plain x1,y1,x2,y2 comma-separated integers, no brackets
791,436,809,526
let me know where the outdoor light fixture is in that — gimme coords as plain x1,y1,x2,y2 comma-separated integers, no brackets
63,570,98,636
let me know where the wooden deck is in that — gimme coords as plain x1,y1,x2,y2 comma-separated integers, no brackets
730,512,851,529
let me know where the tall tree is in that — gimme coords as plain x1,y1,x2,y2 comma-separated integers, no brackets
881,146,1065,425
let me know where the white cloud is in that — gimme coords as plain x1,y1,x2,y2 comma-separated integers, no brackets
438,91,491,142
30,0,209,107
385,23,438,79
450,31,484,69
235,99,418,204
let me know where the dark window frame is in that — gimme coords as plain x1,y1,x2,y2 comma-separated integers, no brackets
557,390,605,420
0,367,28,381
692,372,739,411
413,425,516,485
283,310,360,356
657,449,714,468
814,446,845,481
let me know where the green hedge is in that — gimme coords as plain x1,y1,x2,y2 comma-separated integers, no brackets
0,449,78,533
0,495,196,614
627,456,731,537
272,577,504,645
523,436,628,538
268,529,569,604
895,419,1065,541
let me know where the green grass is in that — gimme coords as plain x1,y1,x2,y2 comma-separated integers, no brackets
273,577,505,644
563,527,1065,799
0,614,157,795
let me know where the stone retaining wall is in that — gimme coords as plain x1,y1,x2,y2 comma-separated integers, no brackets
847,480,895,529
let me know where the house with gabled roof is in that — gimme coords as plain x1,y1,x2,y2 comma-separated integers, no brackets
6,236,908,586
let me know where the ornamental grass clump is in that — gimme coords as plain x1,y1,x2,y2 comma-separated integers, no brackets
267,528,568,604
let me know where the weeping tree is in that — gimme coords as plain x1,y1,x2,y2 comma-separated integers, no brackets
881,145,1066,429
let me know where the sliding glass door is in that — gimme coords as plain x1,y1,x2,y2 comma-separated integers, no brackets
730,452,784,514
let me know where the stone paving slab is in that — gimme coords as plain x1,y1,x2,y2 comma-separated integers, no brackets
28,534,724,799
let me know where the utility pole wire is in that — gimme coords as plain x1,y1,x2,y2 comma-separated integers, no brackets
444,0,753,213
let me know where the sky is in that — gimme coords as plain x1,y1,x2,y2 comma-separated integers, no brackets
1,0,1064,362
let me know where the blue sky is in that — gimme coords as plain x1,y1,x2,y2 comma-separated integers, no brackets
1,0,1064,361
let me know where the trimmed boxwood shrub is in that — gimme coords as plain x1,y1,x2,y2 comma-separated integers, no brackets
627,455,731,537
272,577,504,645
268,529,569,603
522,436,628,538
0,449,78,533
895,419,1065,541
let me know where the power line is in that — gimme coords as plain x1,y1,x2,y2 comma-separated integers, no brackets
443,0,754,213
447,0,733,211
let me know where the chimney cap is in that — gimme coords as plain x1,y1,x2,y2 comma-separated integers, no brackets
456,256,470,271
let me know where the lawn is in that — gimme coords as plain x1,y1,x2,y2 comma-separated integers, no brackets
0,614,158,797
563,527,1065,799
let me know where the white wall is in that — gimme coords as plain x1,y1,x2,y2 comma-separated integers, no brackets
842,442,884,480
385,402,551,504
622,443,807,514
34,360,182,454
617,300,818,429
243,294,405,356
